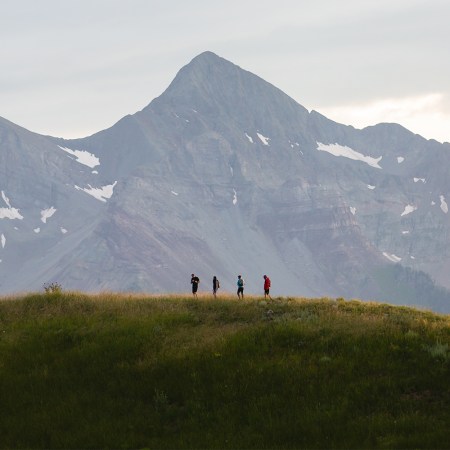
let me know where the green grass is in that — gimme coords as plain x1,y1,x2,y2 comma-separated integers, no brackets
0,292,449,449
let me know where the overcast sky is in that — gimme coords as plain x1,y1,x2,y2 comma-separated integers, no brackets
1,0,449,142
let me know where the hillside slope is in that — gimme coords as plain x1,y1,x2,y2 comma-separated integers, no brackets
0,292,449,448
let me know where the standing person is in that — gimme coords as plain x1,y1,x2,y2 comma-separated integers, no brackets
263,275,272,300
212,276,220,298
236,275,244,299
191,273,200,298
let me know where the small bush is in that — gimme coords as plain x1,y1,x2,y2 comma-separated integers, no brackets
43,282,62,295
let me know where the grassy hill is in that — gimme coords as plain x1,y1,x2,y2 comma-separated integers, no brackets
0,291,449,449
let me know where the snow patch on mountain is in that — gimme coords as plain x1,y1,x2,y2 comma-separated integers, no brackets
61,227,68,234
233,189,238,205
245,133,254,143
257,132,270,146
2,191,11,208
58,145,100,168
414,178,426,183
316,142,382,169
34,228,40,233
0,208,23,220
397,157,405,163
174,113,190,122
1,234,5,248
440,195,448,213
350,207,356,215
171,191,179,196
75,181,117,202
383,252,402,263
401,205,417,217
0,191,24,220
41,207,56,223
367,185,376,190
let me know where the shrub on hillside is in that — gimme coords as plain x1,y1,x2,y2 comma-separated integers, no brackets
43,282,62,295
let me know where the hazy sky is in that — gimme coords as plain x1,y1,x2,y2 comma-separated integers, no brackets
1,0,449,142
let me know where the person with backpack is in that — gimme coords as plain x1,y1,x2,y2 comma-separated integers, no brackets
263,274,272,300
236,275,244,299
212,276,220,298
191,273,200,298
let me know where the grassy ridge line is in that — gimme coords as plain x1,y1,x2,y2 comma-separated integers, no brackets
0,292,449,449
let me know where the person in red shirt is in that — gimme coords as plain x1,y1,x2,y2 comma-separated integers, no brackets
263,275,272,300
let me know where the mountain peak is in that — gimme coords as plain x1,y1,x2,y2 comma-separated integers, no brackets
2,49,450,314
188,50,224,65
162,51,244,94
147,51,309,121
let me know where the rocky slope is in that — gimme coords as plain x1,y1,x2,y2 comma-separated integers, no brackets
1,51,450,312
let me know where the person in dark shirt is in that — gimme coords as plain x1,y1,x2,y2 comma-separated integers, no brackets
191,273,200,298
212,276,220,298
237,275,244,299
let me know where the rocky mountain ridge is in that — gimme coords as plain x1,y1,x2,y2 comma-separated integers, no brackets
1,51,450,312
